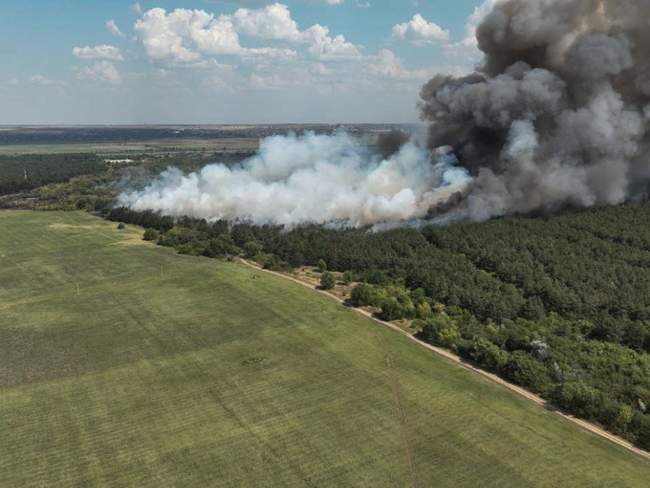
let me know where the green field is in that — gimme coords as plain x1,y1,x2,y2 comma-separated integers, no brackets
0,138,259,156
1,211,649,487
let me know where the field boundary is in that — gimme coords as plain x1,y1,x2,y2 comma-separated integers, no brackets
240,259,650,462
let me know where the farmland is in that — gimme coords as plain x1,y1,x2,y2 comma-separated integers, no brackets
1,210,649,487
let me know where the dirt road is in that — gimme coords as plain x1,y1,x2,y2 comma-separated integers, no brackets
240,259,650,462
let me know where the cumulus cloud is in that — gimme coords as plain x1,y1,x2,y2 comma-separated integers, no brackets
106,19,125,38
392,14,450,44
119,131,469,227
73,45,124,61
134,4,360,64
366,49,430,82
76,61,121,84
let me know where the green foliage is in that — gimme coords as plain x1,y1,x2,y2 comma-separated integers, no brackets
350,283,374,307
143,228,160,241
243,241,263,259
420,315,461,349
550,382,603,420
117,222,125,230
0,153,105,194
466,338,510,373
320,271,335,290
342,270,354,285
501,351,551,394
317,259,327,272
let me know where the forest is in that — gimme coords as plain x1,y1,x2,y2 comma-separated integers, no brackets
105,203,650,451
0,154,105,194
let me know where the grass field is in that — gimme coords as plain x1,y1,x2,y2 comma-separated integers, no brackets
0,138,259,156
1,211,650,487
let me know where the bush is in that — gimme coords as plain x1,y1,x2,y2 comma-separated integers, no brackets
501,351,551,393
419,314,461,349
350,283,374,307
379,297,403,321
143,228,160,241
550,382,602,420
342,271,354,285
320,271,335,290
317,259,327,272
117,222,125,230
243,241,263,259
468,338,509,372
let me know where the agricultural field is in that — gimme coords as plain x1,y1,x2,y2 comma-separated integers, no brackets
1,211,650,487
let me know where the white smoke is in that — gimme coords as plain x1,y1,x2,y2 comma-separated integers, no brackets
118,131,470,227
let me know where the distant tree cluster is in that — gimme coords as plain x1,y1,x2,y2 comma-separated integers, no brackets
0,154,105,194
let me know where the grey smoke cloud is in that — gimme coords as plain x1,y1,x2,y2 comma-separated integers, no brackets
119,132,469,227
421,0,650,221
122,0,649,226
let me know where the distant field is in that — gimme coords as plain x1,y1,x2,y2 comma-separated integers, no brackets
0,138,259,156
1,211,649,487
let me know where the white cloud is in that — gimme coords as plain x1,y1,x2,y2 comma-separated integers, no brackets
233,3,302,41
442,0,500,69
392,14,449,44
303,24,361,59
134,7,299,64
28,75,65,87
366,49,430,82
106,20,125,38
73,45,124,61
134,5,360,64
323,0,344,4
131,2,142,15
76,61,122,84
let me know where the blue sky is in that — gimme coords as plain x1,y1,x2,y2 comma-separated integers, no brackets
0,0,490,124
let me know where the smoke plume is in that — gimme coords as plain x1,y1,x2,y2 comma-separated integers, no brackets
121,0,650,226
420,0,650,220
119,132,469,227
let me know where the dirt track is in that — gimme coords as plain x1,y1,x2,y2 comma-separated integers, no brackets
241,259,650,462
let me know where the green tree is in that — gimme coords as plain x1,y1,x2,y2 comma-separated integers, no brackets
501,351,551,393
342,271,354,285
420,314,461,348
320,271,335,290
350,283,373,307
243,241,263,259
317,259,327,272
143,228,160,241
379,297,403,321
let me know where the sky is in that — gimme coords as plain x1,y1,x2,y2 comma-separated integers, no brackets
0,0,491,124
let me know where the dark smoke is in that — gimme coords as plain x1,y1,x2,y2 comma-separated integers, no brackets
377,129,411,159
420,0,650,221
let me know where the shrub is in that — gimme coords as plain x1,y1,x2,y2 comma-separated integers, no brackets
143,228,160,241
342,271,354,285
317,259,327,272
350,283,374,307
320,271,335,290
420,314,461,349
501,351,551,393
117,222,125,230
243,241,263,259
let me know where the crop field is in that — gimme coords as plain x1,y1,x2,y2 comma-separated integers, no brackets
0,138,260,156
1,211,649,487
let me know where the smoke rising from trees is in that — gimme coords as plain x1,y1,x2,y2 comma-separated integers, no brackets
420,0,650,220
119,132,469,227
122,0,650,225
